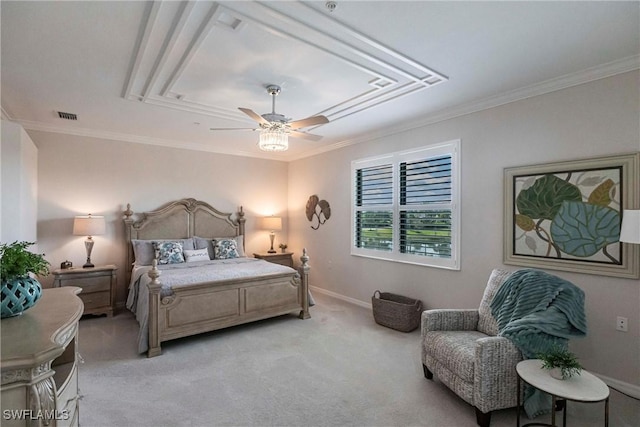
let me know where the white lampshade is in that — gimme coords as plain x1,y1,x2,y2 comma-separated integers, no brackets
73,215,106,236
261,216,282,231
619,210,640,244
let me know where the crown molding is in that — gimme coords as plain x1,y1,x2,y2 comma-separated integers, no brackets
289,55,640,161
14,119,287,161
7,55,638,163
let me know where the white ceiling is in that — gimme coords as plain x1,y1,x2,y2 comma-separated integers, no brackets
2,1,639,161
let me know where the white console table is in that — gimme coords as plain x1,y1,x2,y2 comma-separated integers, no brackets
1,287,83,427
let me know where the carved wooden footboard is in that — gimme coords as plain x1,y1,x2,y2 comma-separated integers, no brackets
124,198,310,357
146,251,310,357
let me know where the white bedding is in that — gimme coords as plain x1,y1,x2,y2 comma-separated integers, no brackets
126,257,298,353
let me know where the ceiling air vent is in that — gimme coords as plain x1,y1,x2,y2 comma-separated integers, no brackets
57,111,77,120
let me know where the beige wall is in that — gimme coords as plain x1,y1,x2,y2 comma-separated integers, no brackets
1,120,38,245
27,71,639,391
31,132,290,303
288,71,640,390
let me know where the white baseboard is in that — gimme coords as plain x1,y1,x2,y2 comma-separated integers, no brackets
594,373,640,399
310,285,371,310
310,286,640,399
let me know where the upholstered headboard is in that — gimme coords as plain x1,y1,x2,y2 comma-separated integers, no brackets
123,198,245,277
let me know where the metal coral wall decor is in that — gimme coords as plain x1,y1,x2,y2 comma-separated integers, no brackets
503,153,639,278
306,195,331,230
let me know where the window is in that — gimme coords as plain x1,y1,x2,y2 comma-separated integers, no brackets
351,140,460,269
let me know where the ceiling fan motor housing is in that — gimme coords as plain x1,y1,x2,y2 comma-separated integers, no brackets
262,113,289,124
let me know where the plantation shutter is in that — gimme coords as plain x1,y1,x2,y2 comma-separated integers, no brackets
399,155,453,258
356,165,393,206
355,164,393,251
351,140,459,269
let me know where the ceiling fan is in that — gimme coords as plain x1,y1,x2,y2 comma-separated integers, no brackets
210,85,329,151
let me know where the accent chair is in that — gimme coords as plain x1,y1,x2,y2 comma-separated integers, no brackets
421,269,522,427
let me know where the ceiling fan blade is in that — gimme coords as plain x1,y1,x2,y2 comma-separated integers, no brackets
290,130,323,141
238,107,270,126
288,115,329,130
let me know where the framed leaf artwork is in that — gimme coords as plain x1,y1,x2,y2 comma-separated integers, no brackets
504,153,639,278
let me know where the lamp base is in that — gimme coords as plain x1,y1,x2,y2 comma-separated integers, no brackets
268,231,276,254
83,238,95,268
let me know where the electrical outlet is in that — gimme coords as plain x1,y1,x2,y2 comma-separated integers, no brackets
616,316,628,332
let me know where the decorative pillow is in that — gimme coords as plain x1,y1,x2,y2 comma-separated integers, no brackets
153,241,185,265
132,238,194,265
195,235,245,259
231,235,245,257
214,238,239,260
183,248,209,263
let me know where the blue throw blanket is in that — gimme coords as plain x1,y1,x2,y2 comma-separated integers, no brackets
490,269,587,418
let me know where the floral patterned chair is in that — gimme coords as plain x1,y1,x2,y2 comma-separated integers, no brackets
421,269,522,427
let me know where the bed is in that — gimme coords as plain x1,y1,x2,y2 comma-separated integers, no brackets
123,198,310,357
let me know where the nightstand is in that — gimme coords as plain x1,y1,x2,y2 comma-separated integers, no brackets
53,264,117,317
253,252,294,268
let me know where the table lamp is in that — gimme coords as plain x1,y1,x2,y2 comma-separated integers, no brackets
73,214,106,268
261,216,282,253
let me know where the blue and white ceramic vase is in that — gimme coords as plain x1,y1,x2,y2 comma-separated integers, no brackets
1,276,42,318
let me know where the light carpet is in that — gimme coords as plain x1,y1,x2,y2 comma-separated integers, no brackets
78,293,638,427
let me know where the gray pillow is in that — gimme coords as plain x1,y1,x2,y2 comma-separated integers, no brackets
193,237,215,260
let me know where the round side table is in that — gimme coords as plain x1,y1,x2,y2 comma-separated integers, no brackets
516,359,610,427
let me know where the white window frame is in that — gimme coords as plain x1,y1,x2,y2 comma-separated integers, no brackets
351,139,460,270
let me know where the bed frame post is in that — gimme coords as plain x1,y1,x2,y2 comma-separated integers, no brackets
147,260,162,358
237,206,246,249
298,248,311,319
123,203,135,285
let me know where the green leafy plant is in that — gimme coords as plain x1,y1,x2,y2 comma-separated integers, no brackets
0,241,50,282
538,345,582,379
278,243,288,251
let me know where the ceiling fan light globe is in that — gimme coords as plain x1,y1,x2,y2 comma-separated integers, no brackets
258,129,289,152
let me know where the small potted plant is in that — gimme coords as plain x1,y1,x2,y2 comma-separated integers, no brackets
278,243,288,253
0,241,50,318
538,345,582,380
